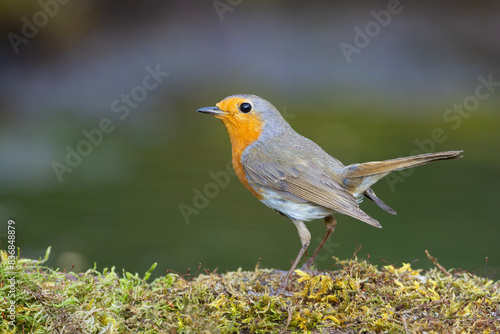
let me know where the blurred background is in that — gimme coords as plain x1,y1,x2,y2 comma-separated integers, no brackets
0,0,499,280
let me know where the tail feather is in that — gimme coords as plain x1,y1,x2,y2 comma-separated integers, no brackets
343,151,463,180
342,151,463,209
365,188,397,215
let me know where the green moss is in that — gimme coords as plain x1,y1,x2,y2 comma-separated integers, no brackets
1,248,498,333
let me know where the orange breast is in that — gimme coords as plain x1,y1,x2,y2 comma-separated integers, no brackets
231,140,264,200
216,98,264,200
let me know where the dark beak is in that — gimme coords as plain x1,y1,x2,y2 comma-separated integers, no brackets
196,106,226,116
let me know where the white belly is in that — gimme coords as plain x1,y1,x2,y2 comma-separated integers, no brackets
259,188,333,222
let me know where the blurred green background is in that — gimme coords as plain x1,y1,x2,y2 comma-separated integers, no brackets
0,1,499,280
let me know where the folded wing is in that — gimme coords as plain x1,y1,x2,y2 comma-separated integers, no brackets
244,158,382,228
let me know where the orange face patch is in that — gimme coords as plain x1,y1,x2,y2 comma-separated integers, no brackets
215,97,264,199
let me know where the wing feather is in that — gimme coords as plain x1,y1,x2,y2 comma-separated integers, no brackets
244,159,381,227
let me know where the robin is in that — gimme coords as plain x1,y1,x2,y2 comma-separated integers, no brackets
197,94,462,294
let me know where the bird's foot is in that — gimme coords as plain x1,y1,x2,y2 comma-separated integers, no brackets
272,284,294,297
300,262,323,276
270,270,295,296
271,269,289,276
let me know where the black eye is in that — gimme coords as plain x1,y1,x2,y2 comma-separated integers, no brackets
239,102,252,113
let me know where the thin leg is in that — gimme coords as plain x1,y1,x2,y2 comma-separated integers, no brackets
302,215,337,270
276,220,310,294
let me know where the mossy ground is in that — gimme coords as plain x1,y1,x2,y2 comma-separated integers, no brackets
0,248,498,333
